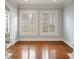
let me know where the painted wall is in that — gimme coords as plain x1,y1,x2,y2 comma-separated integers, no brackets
63,0,74,47
5,0,18,44
17,5,63,41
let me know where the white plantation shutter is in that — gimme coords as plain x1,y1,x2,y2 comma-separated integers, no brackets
19,10,38,36
19,10,58,36
40,10,58,36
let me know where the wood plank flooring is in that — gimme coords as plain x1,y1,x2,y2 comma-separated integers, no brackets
7,41,73,59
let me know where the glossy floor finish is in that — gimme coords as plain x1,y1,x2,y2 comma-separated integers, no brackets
7,41,73,59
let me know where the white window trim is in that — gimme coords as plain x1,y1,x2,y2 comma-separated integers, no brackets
19,10,58,36
39,10,58,36
19,10,38,36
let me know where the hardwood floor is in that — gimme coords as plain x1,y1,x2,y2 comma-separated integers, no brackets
7,41,73,59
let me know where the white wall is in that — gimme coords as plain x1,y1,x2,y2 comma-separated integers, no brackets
5,0,18,44
17,5,63,41
63,0,74,48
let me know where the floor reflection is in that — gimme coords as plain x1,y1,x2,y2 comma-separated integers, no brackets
8,42,72,59
22,49,28,59
22,46,56,59
50,49,56,59
29,47,35,59
42,46,56,59
42,47,49,59
22,47,36,59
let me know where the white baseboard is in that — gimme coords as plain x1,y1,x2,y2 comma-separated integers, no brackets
8,38,73,49
6,40,18,48
11,40,18,46
63,39,74,48
17,38,63,41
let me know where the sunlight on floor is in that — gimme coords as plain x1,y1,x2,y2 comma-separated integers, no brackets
22,47,36,59
22,47,56,59
29,47,36,59
42,47,56,59
42,47,49,59
50,49,56,59
22,49,29,59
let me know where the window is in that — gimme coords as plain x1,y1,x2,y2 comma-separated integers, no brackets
22,47,36,59
19,10,38,36
40,10,58,36
5,11,11,43
19,10,58,36
5,12,10,32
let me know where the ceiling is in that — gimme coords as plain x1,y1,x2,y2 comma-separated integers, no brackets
12,0,72,5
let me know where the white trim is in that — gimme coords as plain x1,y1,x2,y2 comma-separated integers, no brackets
17,38,63,41
6,38,73,48
11,40,18,46
63,39,74,48
39,10,58,36
6,38,73,49
19,10,38,36
6,40,18,48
